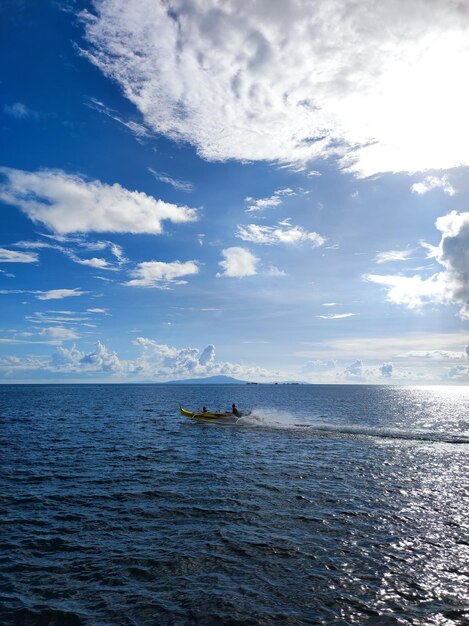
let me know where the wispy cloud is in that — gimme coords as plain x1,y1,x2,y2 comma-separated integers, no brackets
36,288,85,301
245,189,294,213
40,326,80,340
317,313,356,319
148,167,193,192
0,167,197,235
14,236,127,271
0,248,38,263
3,102,39,119
86,97,149,139
375,249,412,264
0,288,85,300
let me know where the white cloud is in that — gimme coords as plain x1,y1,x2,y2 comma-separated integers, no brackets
245,189,294,213
86,97,149,138
0,248,38,263
0,167,197,235
345,360,363,377
40,326,81,341
87,308,107,313
0,288,85,300
125,260,199,288
411,175,455,196
148,167,193,192
264,265,286,277
396,349,466,361
0,338,58,345
446,365,469,380
236,222,325,246
365,211,469,318
375,250,412,264
82,0,469,175
36,288,85,301
364,273,447,309
4,102,39,119
302,359,337,373
198,344,215,366
317,313,356,319
296,332,469,361
217,247,258,278
132,337,278,381
14,236,128,271
73,256,111,269
322,302,337,307
379,363,393,378
0,269,15,278
52,341,122,373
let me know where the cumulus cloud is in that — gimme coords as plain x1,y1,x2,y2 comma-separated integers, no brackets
264,265,286,277
124,260,199,288
379,363,393,378
217,247,258,278
375,250,412,264
345,360,363,377
236,222,325,246
446,365,469,380
365,211,469,319
302,359,337,373
82,0,469,175
133,337,277,381
0,167,197,235
198,344,215,366
52,341,122,372
0,248,38,263
411,175,455,196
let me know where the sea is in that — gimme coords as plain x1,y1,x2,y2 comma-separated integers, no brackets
1,383,469,625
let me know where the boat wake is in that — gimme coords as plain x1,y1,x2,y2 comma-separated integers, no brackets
237,409,469,444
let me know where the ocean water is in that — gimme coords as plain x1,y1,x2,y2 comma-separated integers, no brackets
1,383,469,626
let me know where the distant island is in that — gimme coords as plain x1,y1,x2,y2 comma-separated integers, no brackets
166,375,248,384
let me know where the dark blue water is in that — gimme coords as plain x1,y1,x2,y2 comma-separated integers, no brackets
1,384,469,625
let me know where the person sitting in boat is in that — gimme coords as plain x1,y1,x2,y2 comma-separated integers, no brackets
232,403,239,416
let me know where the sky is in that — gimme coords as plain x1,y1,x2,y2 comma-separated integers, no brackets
1,0,469,384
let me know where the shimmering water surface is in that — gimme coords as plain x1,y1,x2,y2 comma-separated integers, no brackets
1,384,469,625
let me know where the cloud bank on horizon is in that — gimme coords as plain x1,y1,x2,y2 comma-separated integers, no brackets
83,0,469,175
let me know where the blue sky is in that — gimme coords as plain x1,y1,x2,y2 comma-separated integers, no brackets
1,0,469,383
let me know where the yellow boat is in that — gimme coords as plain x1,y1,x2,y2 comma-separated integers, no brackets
179,404,249,423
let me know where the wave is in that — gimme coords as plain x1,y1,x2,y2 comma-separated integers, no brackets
237,409,469,444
